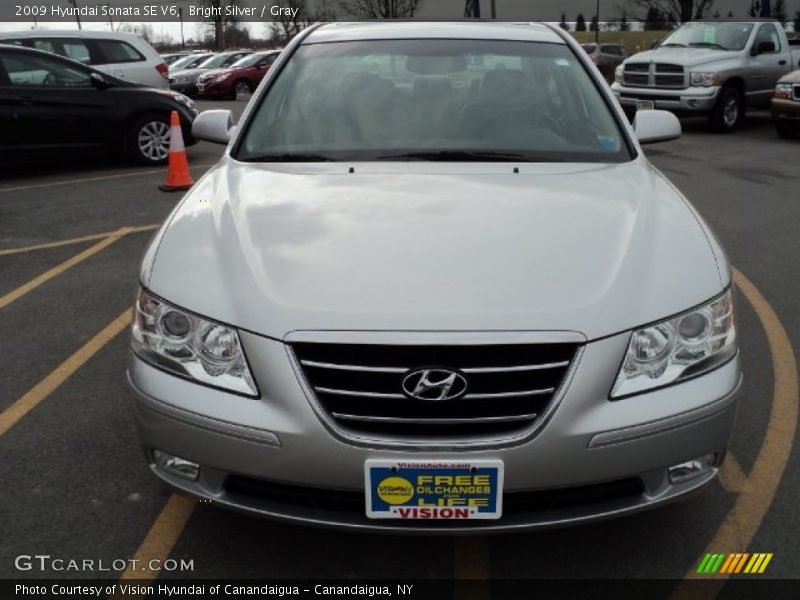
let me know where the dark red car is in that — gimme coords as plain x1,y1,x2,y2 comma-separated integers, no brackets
196,50,281,99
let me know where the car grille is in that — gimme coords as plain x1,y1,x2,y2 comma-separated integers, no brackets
623,63,686,89
291,341,579,441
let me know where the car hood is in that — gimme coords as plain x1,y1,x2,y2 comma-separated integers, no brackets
170,68,205,79
144,158,725,341
778,69,800,84
629,48,737,68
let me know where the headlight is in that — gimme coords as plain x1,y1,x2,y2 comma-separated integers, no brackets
614,65,624,84
690,72,721,87
611,289,736,398
157,91,195,109
131,287,258,396
774,83,794,100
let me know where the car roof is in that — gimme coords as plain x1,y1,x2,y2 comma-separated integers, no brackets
0,29,142,40
306,21,565,45
692,17,779,23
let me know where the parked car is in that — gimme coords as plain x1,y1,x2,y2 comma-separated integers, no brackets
196,50,281,99
128,21,740,532
581,43,632,82
612,18,800,132
771,69,800,138
0,30,168,89
0,45,197,165
161,53,191,66
168,53,215,75
169,50,252,96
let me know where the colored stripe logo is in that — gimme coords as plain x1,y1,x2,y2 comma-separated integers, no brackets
697,552,773,574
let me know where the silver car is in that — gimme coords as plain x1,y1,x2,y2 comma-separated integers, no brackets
128,22,741,532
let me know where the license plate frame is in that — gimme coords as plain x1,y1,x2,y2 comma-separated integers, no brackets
365,459,504,520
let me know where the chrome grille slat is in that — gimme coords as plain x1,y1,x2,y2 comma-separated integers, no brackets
464,388,555,399
331,413,538,424
462,361,569,373
302,360,407,373
292,341,579,441
315,387,405,399
623,62,686,90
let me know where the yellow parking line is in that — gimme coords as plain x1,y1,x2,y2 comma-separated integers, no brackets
0,224,159,257
0,163,215,194
672,268,798,595
0,309,131,437
0,228,128,309
114,494,197,587
718,453,747,494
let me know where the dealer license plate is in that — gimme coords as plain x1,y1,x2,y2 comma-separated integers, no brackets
637,99,655,111
365,459,503,520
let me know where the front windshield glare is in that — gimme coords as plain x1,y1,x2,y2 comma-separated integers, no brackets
231,54,263,68
661,22,754,51
236,39,629,163
198,54,228,69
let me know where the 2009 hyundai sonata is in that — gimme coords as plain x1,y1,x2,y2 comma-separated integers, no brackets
127,21,741,531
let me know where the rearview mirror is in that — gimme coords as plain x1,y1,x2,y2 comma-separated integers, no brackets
192,109,236,145
90,72,110,89
752,40,776,55
634,110,681,144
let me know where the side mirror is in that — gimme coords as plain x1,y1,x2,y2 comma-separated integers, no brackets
90,72,110,89
634,109,681,144
192,109,236,145
258,63,268,70
752,40,776,55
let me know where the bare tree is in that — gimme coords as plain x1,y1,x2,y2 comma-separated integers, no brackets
269,0,333,45
336,0,420,19
624,0,716,24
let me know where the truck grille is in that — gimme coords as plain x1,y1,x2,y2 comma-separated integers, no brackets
623,63,686,89
291,341,579,441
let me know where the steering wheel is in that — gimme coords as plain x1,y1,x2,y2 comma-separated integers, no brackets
476,107,563,138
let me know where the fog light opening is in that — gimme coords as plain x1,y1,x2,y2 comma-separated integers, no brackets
668,452,718,484
152,449,200,481
687,100,699,109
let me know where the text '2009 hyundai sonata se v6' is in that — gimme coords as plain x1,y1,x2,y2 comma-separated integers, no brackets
127,22,741,531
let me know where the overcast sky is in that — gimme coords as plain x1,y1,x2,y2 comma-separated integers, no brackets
1,0,798,41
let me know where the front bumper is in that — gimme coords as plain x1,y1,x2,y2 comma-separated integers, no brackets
771,97,800,121
127,331,741,532
169,81,198,96
612,83,721,114
196,79,231,96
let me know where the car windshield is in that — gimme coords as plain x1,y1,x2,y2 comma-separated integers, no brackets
198,53,234,69
660,22,754,51
237,39,629,163
231,53,265,68
582,44,597,53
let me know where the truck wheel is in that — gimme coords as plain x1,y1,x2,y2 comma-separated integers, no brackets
708,86,743,133
775,120,798,139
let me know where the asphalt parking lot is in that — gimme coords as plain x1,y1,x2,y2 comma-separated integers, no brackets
1,99,798,593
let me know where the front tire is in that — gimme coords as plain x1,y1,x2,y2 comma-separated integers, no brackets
127,114,171,166
232,79,251,100
708,86,744,133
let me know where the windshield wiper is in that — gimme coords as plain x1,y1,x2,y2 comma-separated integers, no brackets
689,42,728,50
240,152,336,162
660,43,687,48
376,150,540,162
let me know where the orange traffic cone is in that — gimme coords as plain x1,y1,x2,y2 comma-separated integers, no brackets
159,110,195,192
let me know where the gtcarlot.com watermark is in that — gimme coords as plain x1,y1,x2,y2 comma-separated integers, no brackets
14,554,194,573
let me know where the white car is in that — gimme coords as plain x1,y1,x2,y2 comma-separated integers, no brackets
0,30,168,88
128,22,741,532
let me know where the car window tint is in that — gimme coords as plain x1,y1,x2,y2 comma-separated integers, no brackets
240,39,629,163
602,46,621,56
32,39,57,53
0,53,92,87
94,40,145,64
61,41,91,63
754,24,780,52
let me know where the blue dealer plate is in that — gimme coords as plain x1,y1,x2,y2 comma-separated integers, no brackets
365,459,503,520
